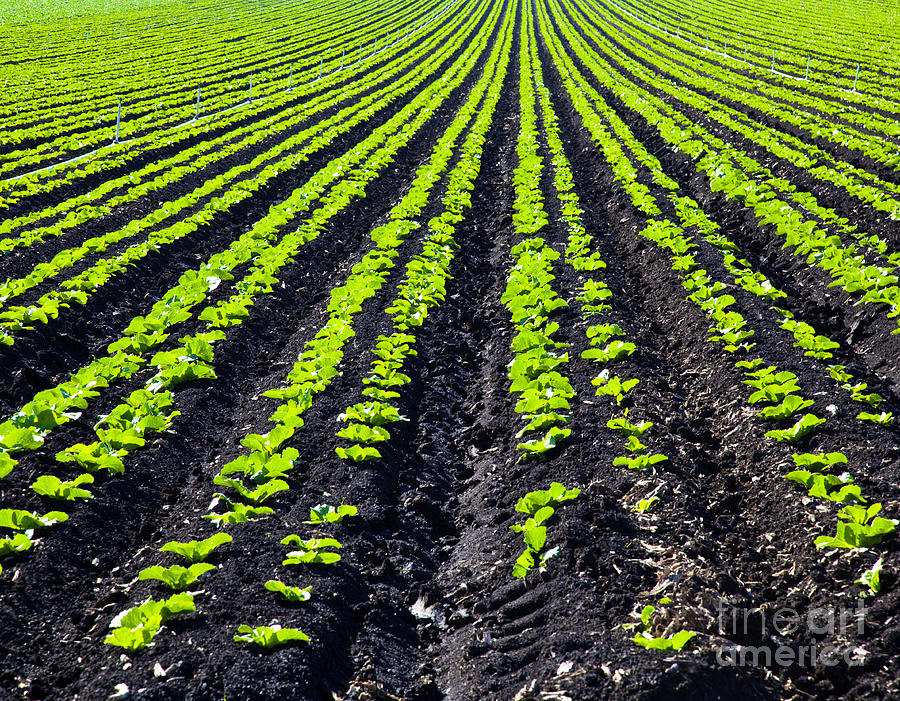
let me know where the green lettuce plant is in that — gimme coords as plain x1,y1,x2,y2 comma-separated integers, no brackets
31,473,94,500
234,624,309,649
281,535,342,565
815,504,897,550
303,504,358,524
265,580,313,603
138,563,215,590
160,533,233,563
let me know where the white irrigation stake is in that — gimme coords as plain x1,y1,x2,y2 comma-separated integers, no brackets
317,58,322,79
853,63,860,91
771,49,775,71
288,64,293,90
114,98,121,144
723,38,726,56
195,87,200,120
249,75,253,102
340,49,344,68
805,56,809,80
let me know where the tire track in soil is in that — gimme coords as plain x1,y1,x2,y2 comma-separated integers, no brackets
0,2,492,420
0,21,503,696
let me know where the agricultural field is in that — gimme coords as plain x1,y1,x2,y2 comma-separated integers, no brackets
1,0,899,697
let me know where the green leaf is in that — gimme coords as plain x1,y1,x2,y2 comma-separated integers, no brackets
633,497,660,513
212,475,289,504
31,473,94,501
855,558,883,596
234,624,309,649
791,452,847,472
765,413,825,443
335,444,381,462
104,624,157,651
105,594,195,650
758,395,815,420
613,454,668,470
0,451,18,479
606,416,653,437
264,580,313,603
336,423,391,444
160,533,233,563
522,525,547,552
281,535,342,565
515,483,580,514
138,563,215,590
516,426,570,457
858,411,893,426
303,503,358,524
0,508,69,530
512,549,535,578
634,630,695,650
0,532,32,557
202,497,273,526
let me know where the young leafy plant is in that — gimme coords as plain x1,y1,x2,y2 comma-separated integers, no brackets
303,503,358,524
234,624,309,649
607,415,653,438
203,495,274,526
784,470,864,503
515,482,580,515
138,563,215,590
264,580,313,603
335,444,382,462
613,454,668,471
592,372,639,404
0,532,32,557
516,426,570,458
105,593,195,651
792,452,848,472
634,629,696,650
855,558,884,597
858,411,893,426
281,535,342,565
815,504,898,550
765,414,825,443
160,533,233,563
633,497,660,513
511,484,578,578
0,508,68,530
212,474,289,504
627,604,695,651
758,395,814,420
31,473,94,500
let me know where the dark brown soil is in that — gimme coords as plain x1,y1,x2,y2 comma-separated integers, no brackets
1,0,899,700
